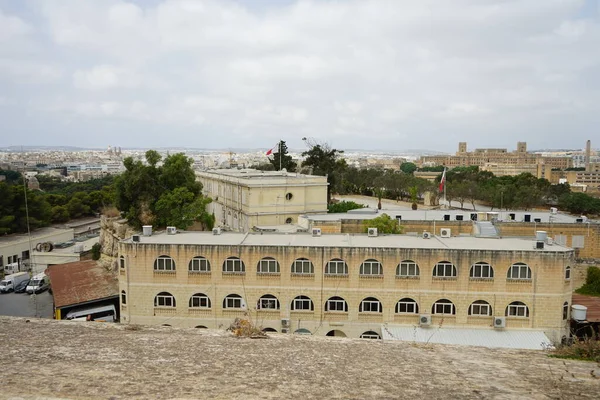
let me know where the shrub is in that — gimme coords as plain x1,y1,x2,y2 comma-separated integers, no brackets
328,201,365,213
575,267,600,296
91,243,101,260
551,336,600,362
228,317,267,338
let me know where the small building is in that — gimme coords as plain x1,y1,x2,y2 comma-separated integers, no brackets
47,260,119,320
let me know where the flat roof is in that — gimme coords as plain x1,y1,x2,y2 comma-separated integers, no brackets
196,168,327,185
305,209,586,224
124,231,572,253
47,260,118,309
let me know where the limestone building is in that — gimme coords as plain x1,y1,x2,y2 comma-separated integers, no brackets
118,230,573,344
196,169,328,232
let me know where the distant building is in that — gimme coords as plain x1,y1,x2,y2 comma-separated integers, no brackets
196,169,328,232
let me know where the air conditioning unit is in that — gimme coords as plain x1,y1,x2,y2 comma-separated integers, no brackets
440,228,451,238
493,316,506,329
419,314,432,326
281,328,289,334
550,207,558,215
546,237,554,246
312,228,322,237
166,226,177,235
281,318,291,328
212,227,221,235
422,232,431,239
132,235,140,243
367,227,378,237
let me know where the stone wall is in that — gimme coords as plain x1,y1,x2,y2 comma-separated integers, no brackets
99,216,136,271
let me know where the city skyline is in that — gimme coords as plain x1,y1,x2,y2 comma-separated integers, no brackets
1,0,600,151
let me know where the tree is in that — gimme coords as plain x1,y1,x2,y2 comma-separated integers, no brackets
154,187,213,230
301,143,345,203
269,140,296,172
328,201,365,213
399,162,417,175
363,213,403,234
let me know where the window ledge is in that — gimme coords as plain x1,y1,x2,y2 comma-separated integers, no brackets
291,273,315,278
396,275,420,280
153,270,176,274
188,271,211,275
506,279,532,283
222,272,246,276
257,309,280,313
223,308,246,312
188,308,212,313
257,272,281,276
359,275,383,279
505,316,530,320
290,310,314,313
469,278,494,282
324,274,349,278
432,277,457,281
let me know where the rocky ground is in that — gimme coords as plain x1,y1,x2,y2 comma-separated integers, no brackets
1,316,599,399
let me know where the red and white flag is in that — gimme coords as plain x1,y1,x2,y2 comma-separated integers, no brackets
439,167,447,193
266,147,274,156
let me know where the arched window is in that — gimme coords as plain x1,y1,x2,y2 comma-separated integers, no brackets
121,290,126,305
506,301,529,317
507,263,531,280
468,300,492,316
258,294,280,310
285,217,293,224
360,331,381,339
294,328,312,335
119,256,125,269
360,259,383,276
154,292,176,307
396,298,418,314
469,262,494,279
433,261,457,278
325,296,348,312
432,299,455,315
291,295,314,311
223,257,245,273
257,257,280,274
359,297,382,313
154,255,175,272
291,258,314,275
189,293,211,309
325,259,348,276
396,260,420,277
189,256,211,273
223,294,244,309
563,302,569,320
565,266,571,280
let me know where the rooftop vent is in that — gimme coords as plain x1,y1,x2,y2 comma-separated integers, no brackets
142,225,153,237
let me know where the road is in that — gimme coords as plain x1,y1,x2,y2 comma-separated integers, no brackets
0,291,53,318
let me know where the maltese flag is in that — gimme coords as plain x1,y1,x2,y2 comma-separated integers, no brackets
439,168,447,193
266,144,277,156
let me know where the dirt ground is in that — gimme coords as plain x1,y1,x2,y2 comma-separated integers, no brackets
1,316,599,400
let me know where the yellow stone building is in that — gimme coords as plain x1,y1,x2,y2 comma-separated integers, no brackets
196,169,328,231
118,230,573,344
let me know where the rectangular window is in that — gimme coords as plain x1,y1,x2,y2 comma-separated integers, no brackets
327,300,346,312
259,299,277,309
224,259,243,272
471,304,490,315
361,261,382,275
361,301,381,312
190,258,209,272
258,259,278,273
156,296,174,307
226,298,242,308
293,299,311,310
326,261,347,275
22,250,30,260
434,303,453,314
572,235,585,249
554,234,567,246
191,296,210,308
293,260,313,274
397,302,416,313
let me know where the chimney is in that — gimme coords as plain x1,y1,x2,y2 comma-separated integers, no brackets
585,140,591,172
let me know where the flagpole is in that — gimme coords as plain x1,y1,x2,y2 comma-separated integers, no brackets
443,167,447,209
279,140,282,171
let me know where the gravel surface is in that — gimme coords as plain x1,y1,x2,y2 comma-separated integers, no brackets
1,316,599,399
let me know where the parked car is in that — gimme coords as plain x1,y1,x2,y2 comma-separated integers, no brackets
14,279,30,293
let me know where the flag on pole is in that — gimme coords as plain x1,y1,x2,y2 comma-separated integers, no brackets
439,167,447,193
265,142,279,156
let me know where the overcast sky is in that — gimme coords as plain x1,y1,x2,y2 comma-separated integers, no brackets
1,0,599,152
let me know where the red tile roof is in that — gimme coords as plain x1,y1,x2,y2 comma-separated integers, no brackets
47,260,118,309
571,294,600,322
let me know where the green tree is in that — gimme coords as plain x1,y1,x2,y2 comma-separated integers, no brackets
269,140,297,172
399,162,417,174
91,243,101,260
154,187,213,230
363,213,403,234
328,201,365,213
51,205,71,223
301,143,345,203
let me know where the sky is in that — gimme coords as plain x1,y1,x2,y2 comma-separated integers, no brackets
1,0,600,152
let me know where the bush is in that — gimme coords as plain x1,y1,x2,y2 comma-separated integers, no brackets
328,201,365,213
228,317,267,338
91,243,101,260
575,267,600,296
551,337,600,362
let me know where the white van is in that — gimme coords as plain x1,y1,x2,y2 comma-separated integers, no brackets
0,272,29,293
26,273,49,294
65,305,117,322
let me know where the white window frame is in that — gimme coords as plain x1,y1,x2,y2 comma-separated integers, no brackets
223,257,245,273
189,294,211,309
360,298,382,313
154,256,175,272
507,263,531,280
469,301,491,316
257,258,280,274
565,266,571,280
291,296,314,311
119,256,125,269
325,297,348,312
325,259,348,276
397,261,420,277
470,262,494,279
506,302,529,317
155,293,176,308
291,258,314,275
189,256,210,273
360,259,383,276
432,300,455,315
121,290,126,305
563,302,569,320
433,262,456,278
224,295,243,309
396,298,418,314
360,331,381,339
258,295,280,310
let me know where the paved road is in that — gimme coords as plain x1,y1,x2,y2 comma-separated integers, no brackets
0,291,53,318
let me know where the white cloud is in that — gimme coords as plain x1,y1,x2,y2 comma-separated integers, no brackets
0,0,599,150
